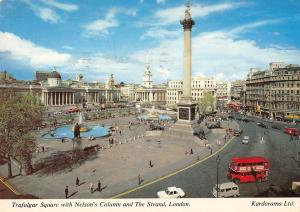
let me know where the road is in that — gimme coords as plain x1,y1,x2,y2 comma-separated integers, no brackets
0,178,18,199
121,115,300,198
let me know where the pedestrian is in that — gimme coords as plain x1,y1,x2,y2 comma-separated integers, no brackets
89,182,94,193
42,146,45,152
120,130,121,135
138,174,141,185
65,186,68,199
98,180,101,192
190,148,193,155
210,148,213,155
76,177,79,186
149,160,153,168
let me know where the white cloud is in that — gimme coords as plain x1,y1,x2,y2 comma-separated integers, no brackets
142,27,180,39
84,8,137,37
154,2,245,25
140,0,144,3
62,45,74,50
156,66,170,80
156,0,166,4
73,54,143,82
20,0,78,23
0,32,72,67
229,19,284,35
41,0,78,12
84,17,118,37
130,20,300,82
38,8,59,23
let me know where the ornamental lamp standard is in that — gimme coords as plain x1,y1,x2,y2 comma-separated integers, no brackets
216,155,221,198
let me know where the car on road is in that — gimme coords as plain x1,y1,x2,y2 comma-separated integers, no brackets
233,129,243,136
242,118,251,123
212,182,240,198
257,122,268,128
242,136,249,144
271,125,281,130
284,127,299,136
157,187,185,198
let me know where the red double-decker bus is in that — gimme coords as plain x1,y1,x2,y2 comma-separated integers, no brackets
227,157,270,183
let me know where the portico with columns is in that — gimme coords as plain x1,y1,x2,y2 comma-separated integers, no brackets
42,89,76,106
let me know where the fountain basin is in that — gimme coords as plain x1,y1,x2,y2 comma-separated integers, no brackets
138,114,172,121
71,126,90,132
42,125,110,139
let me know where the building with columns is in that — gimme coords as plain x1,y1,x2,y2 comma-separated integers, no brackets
120,83,139,102
135,61,166,105
0,69,120,108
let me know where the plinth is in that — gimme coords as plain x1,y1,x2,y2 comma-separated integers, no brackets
171,97,200,136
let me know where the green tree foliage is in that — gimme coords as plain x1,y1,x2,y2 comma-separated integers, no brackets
198,91,215,114
0,92,44,177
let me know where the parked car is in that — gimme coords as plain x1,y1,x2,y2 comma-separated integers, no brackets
149,124,164,131
212,182,240,198
67,107,80,113
284,127,299,136
157,187,185,198
257,122,268,128
207,122,221,129
242,136,249,144
271,125,281,130
233,129,243,136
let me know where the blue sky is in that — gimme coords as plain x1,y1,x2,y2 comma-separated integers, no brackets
0,0,300,83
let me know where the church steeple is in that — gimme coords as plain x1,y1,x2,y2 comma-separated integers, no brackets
143,55,153,88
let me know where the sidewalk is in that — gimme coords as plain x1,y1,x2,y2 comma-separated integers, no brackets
0,116,239,199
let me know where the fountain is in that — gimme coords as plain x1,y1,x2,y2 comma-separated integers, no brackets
75,112,90,132
148,106,159,119
42,112,110,139
137,106,172,121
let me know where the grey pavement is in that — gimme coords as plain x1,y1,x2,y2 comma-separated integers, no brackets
0,115,239,199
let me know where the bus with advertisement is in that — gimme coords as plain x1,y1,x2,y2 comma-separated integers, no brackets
227,157,270,183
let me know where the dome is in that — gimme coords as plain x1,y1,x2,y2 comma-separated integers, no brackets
48,71,61,79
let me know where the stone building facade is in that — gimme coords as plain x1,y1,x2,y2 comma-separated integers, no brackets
135,62,166,105
246,62,300,120
166,76,216,107
0,70,121,108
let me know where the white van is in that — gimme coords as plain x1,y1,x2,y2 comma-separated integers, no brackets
212,182,240,198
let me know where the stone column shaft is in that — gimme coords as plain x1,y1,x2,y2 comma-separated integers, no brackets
183,29,192,98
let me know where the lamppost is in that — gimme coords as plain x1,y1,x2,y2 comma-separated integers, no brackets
216,155,221,198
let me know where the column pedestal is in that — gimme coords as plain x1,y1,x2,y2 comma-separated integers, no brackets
172,97,200,136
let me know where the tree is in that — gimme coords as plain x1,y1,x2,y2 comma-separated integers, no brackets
0,92,44,177
198,91,215,114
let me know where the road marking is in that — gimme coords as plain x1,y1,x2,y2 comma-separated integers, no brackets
0,176,20,195
111,135,236,198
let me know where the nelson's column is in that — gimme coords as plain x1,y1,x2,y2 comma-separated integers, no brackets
172,1,200,136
